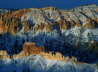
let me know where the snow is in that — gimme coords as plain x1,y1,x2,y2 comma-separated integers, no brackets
1,5,98,72
69,4,98,11
0,54,96,72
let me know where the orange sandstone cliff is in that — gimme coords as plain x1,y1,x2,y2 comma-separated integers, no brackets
0,42,77,61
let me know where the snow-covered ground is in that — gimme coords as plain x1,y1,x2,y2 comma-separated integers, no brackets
0,54,96,72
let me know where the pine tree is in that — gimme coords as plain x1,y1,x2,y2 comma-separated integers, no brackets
28,67,30,72
23,69,25,72
14,40,18,54
13,70,16,72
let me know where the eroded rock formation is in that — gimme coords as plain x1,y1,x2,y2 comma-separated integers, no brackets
58,18,68,30
23,42,44,55
0,7,98,34
0,9,30,35
42,7,57,11
85,19,95,29
0,7,98,63
0,42,78,61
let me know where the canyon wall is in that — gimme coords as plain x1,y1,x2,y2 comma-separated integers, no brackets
0,7,98,35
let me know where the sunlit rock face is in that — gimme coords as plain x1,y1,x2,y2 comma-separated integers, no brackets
0,9,30,35
1,5,98,64
0,42,44,59
23,42,44,55
0,4,98,72
0,42,77,61
1,6,98,35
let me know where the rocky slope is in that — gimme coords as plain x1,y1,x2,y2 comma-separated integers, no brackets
0,4,98,72
69,4,98,11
